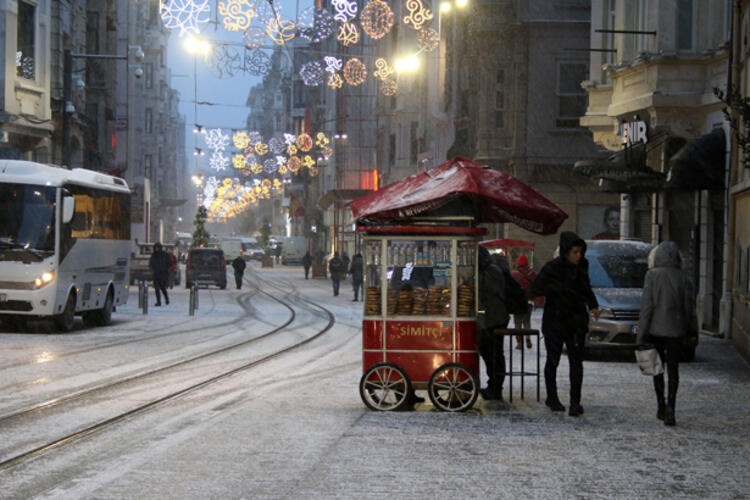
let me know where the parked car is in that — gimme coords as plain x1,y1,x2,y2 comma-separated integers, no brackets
241,240,265,261
219,237,243,263
583,239,698,361
129,242,180,287
185,247,227,289
281,236,306,265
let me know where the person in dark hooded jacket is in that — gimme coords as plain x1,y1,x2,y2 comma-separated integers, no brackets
531,231,599,416
477,246,510,400
636,241,696,426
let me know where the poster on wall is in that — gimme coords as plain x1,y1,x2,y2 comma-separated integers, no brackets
577,205,620,240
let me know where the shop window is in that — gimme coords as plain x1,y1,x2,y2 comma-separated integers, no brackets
556,62,587,128
16,1,35,80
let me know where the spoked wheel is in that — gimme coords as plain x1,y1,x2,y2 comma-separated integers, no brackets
428,363,479,412
359,362,412,411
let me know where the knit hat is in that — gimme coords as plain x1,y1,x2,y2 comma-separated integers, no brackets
516,255,528,267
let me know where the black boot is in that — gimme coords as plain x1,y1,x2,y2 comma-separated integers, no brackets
545,397,565,412
657,400,666,421
664,394,676,426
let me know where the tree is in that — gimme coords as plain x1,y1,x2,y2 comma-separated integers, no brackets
259,216,271,247
192,206,210,247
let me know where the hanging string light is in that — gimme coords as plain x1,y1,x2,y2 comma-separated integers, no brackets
218,0,256,32
417,27,440,52
332,0,358,22
299,60,326,86
380,78,398,96
243,25,267,48
244,48,271,76
343,58,367,86
360,0,395,40
403,0,433,31
207,45,242,78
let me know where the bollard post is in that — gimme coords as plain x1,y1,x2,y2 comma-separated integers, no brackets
193,283,199,310
141,281,148,315
137,281,143,309
189,283,196,316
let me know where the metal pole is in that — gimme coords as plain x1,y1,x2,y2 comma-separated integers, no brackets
193,283,199,310
189,283,196,315
138,280,143,309
61,49,72,168
141,281,148,314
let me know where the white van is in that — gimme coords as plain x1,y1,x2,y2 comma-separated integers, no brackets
281,236,307,265
219,238,243,263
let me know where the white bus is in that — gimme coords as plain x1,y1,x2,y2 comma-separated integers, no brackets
0,161,131,331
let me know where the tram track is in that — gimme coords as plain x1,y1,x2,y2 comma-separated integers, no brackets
0,273,336,471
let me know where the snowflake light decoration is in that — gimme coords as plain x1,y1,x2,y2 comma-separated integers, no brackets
233,131,251,149
283,133,297,145
252,0,277,25
373,58,395,81
263,158,278,173
161,0,210,36
324,56,343,74
209,152,230,171
219,0,255,32
269,138,286,155
204,128,230,151
248,131,263,145
417,27,440,52
244,48,271,76
403,0,433,31
328,73,344,89
298,7,335,43
337,22,360,46
332,0,358,22
207,45,242,78
299,60,326,86
343,58,367,86
360,0,395,40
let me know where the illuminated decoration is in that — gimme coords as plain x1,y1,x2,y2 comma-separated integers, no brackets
254,142,269,155
243,26,267,48
209,152,230,171
315,132,330,148
299,60,326,86
295,133,313,152
343,58,367,86
269,137,286,155
360,0,395,40
263,158,278,173
232,131,251,149
417,27,440,52
328,73,344,89
302,155,316,169
160,0,210,36
218,0,255,32
278,163,289,175
380,78,398,96
309,166,319,176
250,162,263,174
266,16,297,45
403,0,433,31
324,56,343,74
251,0,277,25
322,146,333,159
205,128,230,151
283,133,297,145
373,58,395,81
232,154,247,169
287,156,302,173
287,144,298,156
337,22,360,46
332,0,358,22
248,131,263,145
298,7,335,43
207,45,242,78
244,48,271,76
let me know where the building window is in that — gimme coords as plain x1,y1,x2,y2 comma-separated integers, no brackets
410,121,418,164
145,63,153,89
16,1,36,80
556,62,588,128
388,133,396,165
145,108,153,134
495,69,505,129
676,0,694,51
144,154,153,181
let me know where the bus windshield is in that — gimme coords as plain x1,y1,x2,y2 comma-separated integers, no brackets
0,184,56,259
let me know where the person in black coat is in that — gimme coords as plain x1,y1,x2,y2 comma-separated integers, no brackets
349,253,364,301
302,251,312,279
149,242,172,306
531,231,599,416
231,255,246,290
477,246,510,400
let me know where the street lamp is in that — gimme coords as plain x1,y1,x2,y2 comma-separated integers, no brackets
61,45,144,168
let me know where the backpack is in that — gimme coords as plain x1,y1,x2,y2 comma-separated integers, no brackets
504,271,530,315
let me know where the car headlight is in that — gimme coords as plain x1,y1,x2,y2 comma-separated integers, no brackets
598,307,615,320
34,271,55,288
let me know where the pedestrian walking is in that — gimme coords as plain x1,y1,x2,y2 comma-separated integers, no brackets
328,252,346,296
149,242,171,306
531,231,599,416
342,252,350,277
167,248,178,289
477,246,509,401
636,241,696,426
349,253,364,301
512,255,537,349
302,251,312,279
232,255,246,290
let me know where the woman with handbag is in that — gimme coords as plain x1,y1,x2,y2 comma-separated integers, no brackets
636,241,696,426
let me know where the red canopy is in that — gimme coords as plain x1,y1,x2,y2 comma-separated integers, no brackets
350,157,568,235
480,238,535,249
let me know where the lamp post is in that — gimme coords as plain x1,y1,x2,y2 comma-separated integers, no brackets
61,45,144,169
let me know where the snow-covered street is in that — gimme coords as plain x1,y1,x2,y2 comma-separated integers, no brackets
1,263,749,499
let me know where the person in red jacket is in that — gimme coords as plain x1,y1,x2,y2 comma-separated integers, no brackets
511,255,536,349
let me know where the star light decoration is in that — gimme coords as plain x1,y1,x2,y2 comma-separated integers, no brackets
360,0,395,40
218,0,255,32
337,22,361,46
160,0,210,36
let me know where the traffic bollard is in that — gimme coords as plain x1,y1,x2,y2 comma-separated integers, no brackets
189,283,196,316
141,281,148,315
193,283,199,310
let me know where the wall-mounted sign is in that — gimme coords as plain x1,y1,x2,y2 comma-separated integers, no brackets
621,119,648,146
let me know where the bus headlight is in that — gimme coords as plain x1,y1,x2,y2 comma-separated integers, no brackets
34,271,55,288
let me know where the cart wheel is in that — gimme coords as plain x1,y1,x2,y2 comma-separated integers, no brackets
359,362,412,411
428,363,479,412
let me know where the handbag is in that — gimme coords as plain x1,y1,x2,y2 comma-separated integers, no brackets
635,345,663,376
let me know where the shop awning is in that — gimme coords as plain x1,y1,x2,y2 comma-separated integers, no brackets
319,189,372,210
573,142,664,193
665,128,725,190
350,157,568,235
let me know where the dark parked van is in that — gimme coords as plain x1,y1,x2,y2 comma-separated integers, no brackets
185,248,227,289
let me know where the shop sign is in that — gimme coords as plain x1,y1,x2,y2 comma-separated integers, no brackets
621,119,648,146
